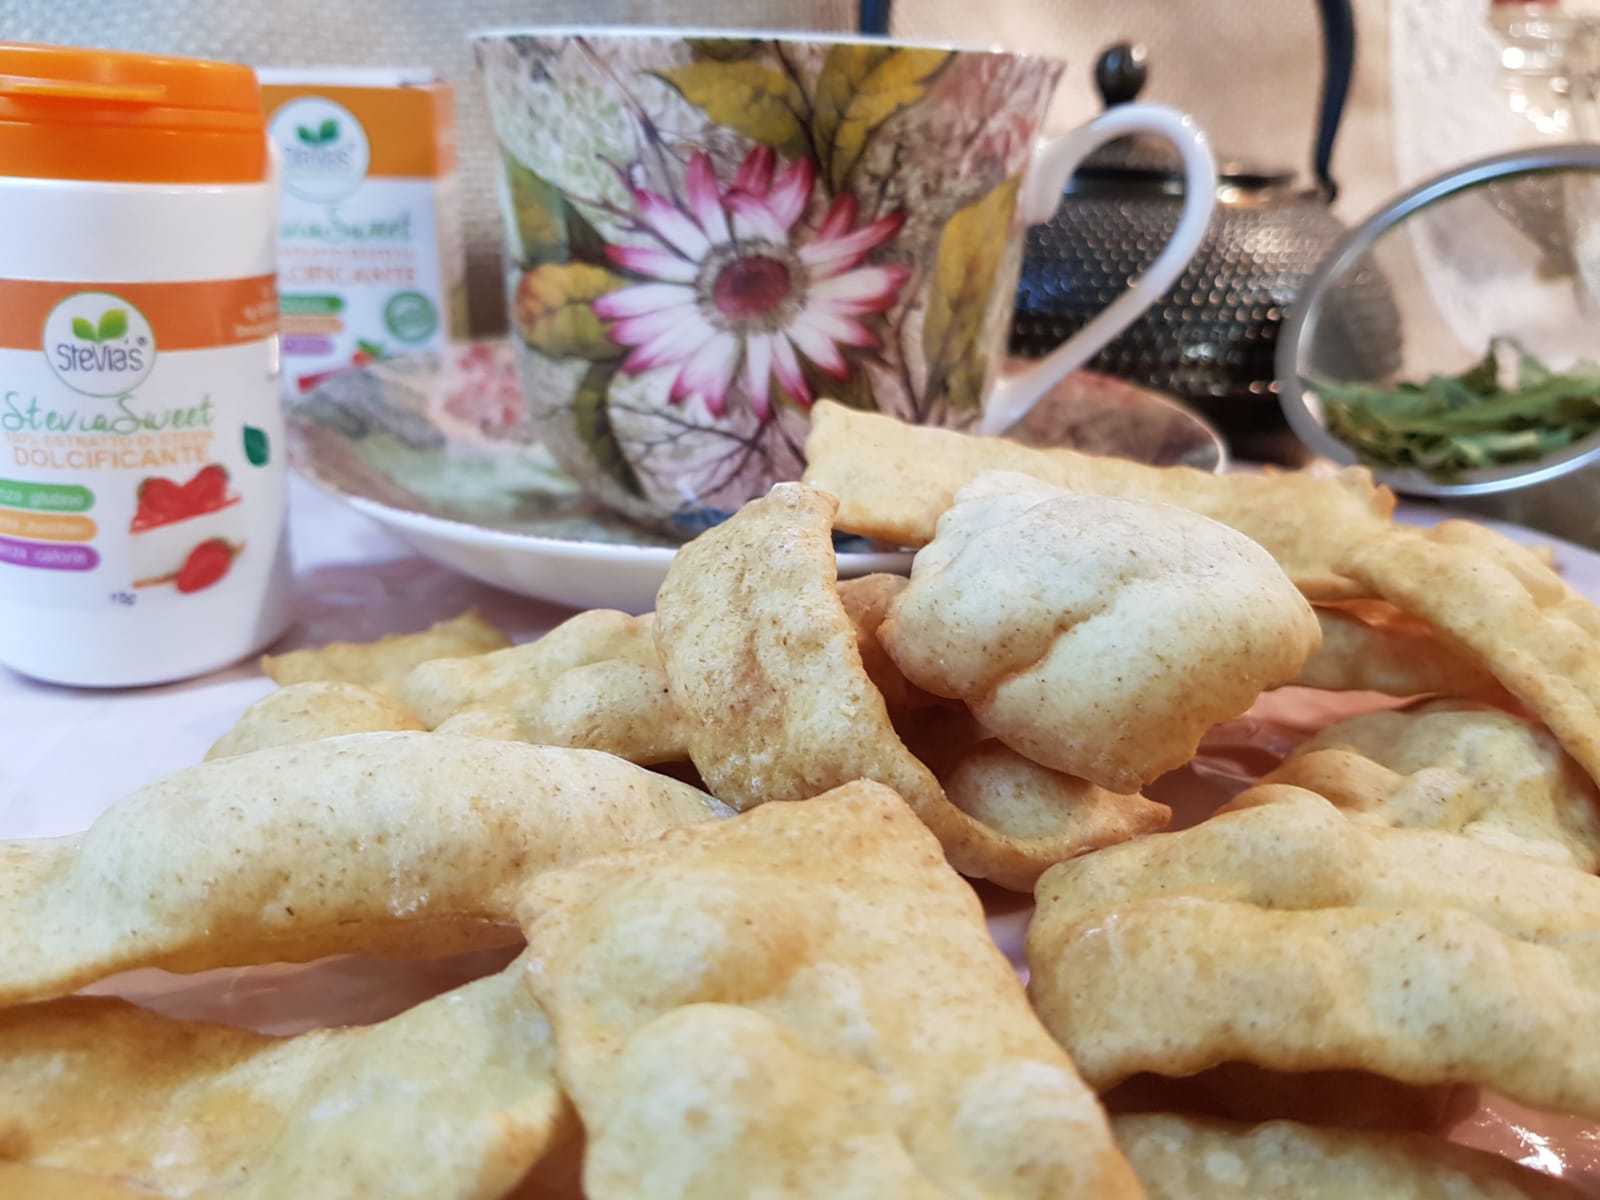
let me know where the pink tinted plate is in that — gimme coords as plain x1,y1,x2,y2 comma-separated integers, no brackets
91,684,1600,1191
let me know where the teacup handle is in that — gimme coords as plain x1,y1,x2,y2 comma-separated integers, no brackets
977,102,1218,436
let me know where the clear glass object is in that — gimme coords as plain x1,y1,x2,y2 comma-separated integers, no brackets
1489,0,1600,140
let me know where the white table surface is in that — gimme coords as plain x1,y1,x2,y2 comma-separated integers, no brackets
5,476,1600,842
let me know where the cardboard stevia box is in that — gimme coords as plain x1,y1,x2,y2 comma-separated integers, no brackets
258,67,467,397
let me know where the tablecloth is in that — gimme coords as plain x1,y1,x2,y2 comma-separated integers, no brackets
0,476,579,839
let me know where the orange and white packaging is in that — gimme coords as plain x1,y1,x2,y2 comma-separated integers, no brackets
0,42,291,688
258,68,467,396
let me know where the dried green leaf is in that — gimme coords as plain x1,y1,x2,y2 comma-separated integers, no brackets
572,362,645,498
1313,343,1600,476
922,175,1020,413
513,263,625,361
652,61,809,159
1455,346,1500,395
812,46,950,191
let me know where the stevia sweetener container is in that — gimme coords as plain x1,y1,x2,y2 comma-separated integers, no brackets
0,43,290,687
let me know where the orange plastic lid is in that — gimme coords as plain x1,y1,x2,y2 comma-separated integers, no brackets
0,42,267,184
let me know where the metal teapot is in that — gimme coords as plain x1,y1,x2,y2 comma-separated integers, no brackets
1010,0,1397,454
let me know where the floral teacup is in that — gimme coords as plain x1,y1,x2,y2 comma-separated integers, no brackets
474,28,1215,533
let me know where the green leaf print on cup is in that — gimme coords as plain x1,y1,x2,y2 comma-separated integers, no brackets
513,263,626,361
71,316,95,341
801,357,876,412
812,46,951,191
652,60,811,159
500,151,608,268
571,361,645,498
923,175,1021,414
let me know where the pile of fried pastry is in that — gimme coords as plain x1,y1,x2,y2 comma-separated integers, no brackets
5,400,1600,1199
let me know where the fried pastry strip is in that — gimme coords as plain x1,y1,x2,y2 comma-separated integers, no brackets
261,610,509,691
205,681,425,760
1341,522,1600,785
1027,788,1600,1115
802,400,1394,597
0,733,722,1004
653,483,1157,889
1114,1114,1580,1199
518,781,1141,1199
1261,700,1600,869
1291,603,1504,698
879,472,1318,792
398,611,688,765
0,957,578,1199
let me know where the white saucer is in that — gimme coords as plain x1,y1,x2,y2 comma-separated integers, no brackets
338,493,912,613
287,341,1225,613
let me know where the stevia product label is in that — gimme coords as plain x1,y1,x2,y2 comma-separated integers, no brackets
261,76,466,397
0,276,282,607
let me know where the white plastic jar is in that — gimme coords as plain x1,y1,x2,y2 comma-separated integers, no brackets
0,42,290,687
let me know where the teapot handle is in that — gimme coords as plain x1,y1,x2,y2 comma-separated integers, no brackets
1089,0,1353,202
1313,0,1355,200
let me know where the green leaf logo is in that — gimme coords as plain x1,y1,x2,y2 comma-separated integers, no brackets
295,121,337,145
242,425,270,467
45,291,156,396
67,308,129,341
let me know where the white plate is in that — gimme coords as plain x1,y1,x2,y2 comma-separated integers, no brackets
340,492,912,613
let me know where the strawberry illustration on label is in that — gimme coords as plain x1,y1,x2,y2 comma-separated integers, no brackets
175,538,236,593
295,341,387,394
129,463,247,590
131,463,238,533
185,463,229,510
133,477,187,528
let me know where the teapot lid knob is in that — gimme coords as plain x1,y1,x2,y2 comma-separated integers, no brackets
1094,42,1148,109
